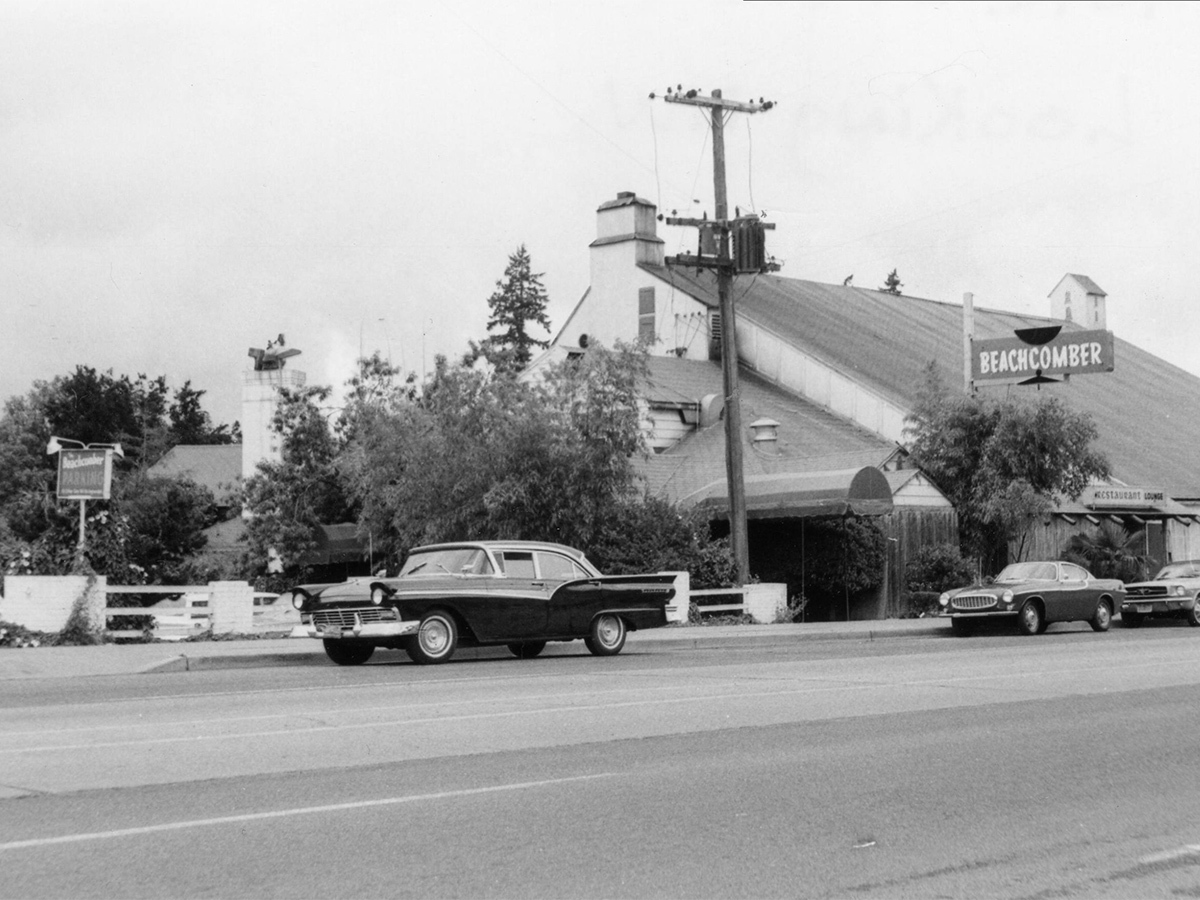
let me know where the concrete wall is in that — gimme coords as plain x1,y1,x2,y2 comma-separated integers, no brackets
1,575,105,632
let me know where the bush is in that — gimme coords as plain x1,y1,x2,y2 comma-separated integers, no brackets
905,544,975,593
900,591,942,618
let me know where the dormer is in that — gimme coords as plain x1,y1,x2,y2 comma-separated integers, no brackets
1049,274,1108,329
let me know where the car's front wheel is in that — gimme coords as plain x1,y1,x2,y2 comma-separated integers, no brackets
1188,600,1200,627
323,640,374,666
406,611,458,664
1090,599,1113,632
1017,600,1043,636
585,614,627,656
507,641,546,659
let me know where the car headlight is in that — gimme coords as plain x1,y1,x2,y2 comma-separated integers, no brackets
1002,590,1014,605
290,590,309,611
1174,586,1186,597
939,592,950,607
371,586,387,605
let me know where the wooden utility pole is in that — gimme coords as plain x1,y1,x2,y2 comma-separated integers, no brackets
656,87,776,584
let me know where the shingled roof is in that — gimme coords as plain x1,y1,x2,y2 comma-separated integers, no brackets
148,444,241,501
639,356,897,502
642,265,1200,499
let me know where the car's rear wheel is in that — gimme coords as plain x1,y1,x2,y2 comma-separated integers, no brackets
1188,601,1200,627
507,641,547,659
1090,599,1113,632
585,614,626,656
1121,610,1143,628
1017,600,1043,636
406,611,458,664
949,618,974,637
323,640,374,666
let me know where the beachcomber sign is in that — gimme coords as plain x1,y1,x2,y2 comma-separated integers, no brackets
56,448,114,500
971,328,1115,384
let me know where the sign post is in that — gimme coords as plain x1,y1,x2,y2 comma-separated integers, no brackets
46,437,123,563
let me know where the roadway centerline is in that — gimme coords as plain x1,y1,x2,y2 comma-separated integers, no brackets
0,773,615,853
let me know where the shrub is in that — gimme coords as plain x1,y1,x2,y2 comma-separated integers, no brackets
900,591,942,618
905,544,976,593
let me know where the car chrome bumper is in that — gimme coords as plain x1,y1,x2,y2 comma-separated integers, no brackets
941,610,1017,619
1121,600,1194,614
307,621,420,640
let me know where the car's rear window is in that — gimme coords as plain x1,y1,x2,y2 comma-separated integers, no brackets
538,552,586,581
497,552,536,578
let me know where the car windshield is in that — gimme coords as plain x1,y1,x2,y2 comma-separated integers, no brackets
399,548,491,577
995,562,1058,583
1155,562,1200,580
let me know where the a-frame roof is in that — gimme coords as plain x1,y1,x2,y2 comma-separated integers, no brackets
641,265,1200,499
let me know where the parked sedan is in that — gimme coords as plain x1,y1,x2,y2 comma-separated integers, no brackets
938,560,1125,636
1120,560,1200,627
284,540,686,665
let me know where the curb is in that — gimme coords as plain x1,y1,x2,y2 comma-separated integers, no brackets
134,624,948,674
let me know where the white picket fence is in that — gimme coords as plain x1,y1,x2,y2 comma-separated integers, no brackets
102,585,289,639
690,584,787,623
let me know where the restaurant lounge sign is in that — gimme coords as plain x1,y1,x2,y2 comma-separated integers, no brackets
971,328,1115,384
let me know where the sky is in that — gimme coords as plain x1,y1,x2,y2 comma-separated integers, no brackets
2,1,1198,428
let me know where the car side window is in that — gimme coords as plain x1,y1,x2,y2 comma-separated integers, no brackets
1061,564,1086,582
498,552,536,578
537,552,584,581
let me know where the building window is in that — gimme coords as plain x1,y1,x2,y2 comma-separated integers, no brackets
638,287,655,342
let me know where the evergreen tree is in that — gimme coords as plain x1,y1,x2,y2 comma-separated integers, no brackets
881,269,903,295
485,245,552,371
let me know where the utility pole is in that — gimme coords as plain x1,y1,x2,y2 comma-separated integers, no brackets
653,87,777,585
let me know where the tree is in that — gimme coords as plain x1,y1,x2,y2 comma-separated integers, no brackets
341,341,731,574
485,244,552,371
1061,522,1148,582
0,367,235,578
905,363,1110,571
881,269,903,295
169,382,237,446
242,384,358,584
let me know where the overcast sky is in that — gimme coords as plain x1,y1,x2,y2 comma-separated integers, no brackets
3,1,1197,428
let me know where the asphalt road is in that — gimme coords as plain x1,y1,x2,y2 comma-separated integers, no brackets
4,626,1200,898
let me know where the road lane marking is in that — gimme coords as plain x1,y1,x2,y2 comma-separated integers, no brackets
1,659,1187,755
0,681,691,739
0,773,613,853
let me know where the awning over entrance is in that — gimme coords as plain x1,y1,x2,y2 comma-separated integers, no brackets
681,467,894,520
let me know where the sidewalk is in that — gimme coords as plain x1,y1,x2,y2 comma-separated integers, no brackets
0,618,948,681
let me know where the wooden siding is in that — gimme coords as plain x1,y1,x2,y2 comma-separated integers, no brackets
879,507,961,618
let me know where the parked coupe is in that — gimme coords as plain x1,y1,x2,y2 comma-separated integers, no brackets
284,541,686,665
1120,560,1200,627
938,560,1125,636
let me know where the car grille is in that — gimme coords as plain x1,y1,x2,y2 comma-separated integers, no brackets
952,593,997,611
1126,586,1168,599
312,607,399,627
